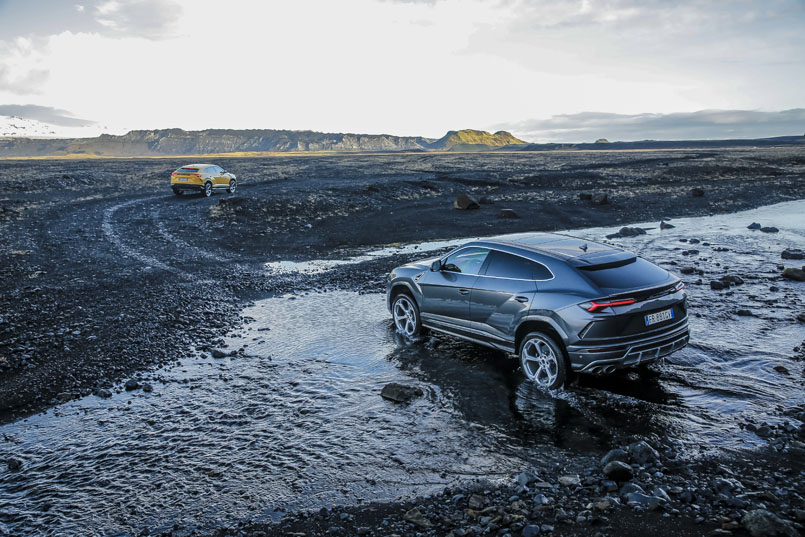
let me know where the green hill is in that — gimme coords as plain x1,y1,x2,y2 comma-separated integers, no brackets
429,129,527,151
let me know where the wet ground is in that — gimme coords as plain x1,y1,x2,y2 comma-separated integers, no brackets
1,201,803,537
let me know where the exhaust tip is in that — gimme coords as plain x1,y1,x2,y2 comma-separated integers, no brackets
603,365,616,374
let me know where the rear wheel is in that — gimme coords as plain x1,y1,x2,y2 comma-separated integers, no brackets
520,332,567,389
228,179,237,193
172,188,182,196
392,294,421,337
203,182,212,197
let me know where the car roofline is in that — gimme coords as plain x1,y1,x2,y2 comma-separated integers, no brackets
462,232,622,262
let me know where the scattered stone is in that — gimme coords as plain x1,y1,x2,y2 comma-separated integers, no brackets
558,475,581,487
522,524,541,537
57,392,79,402
142,383,154,393
782,268,805,282
380,383,423,403
782,248,805,260
626,492,664,509
773,365,789,375
747,222,762,230
403,507,431,529
689,238,701,244
690,187,705,197
628,440,660,465
499,208,519,219
736,309,753,317
94,388,113,398
516,470,538,487
601,448,629,466
579,192,593,201
618,226,646,237
603,460,634,482
797,313,805,323
366,185,380,193
454,194,480,210
7,457,22,471
124,379,140,391
741,509,798,537
468,494,486,509
760,226,779,233
711,280,727,290
720,275,744,285
592,192,609,205
660,221,676,229
211,349,229,358
680,266,696,274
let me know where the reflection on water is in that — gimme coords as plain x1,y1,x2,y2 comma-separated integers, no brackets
1,200,804,537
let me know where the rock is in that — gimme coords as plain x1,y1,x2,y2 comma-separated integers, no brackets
516,470,538,487
57,392,79,402
760,226,779,233
603,461,634,482
748,222,762,230
782,248,805,260
468,494,486,509
618,226,646,237
782,268,805,282
95,388,113,398
499,208,519,219
142,383,153,393
626,492,664,509
720,275,744,285
690,187,705,197
601,448,629,466
454,194,480,210
711,280,727,290
680,267,696,275
736,309,753,316
741,509,798,537
579,192,593,201
124,379,140,391
7,457,22,471
478,196,493,204
594,500,612,511
592,192,608,205
628,440,660,465
211,349,229,358
602,480,618,492
380,383,423,403
533,493,551,505
522,525,541,537
403,507,431,529
773,365,789,375
620,483,645,496
660,221,676,229
797,313,805,323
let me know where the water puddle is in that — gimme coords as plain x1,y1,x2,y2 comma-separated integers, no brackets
1,200,803,537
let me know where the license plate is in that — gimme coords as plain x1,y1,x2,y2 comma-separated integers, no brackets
176,178,188,181
645,308,674,326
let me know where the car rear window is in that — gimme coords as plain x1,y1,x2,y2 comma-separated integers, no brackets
577,257,669,291
484,250,553,280
176,167,198,173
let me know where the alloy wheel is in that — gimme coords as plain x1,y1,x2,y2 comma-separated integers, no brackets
521,337,559,387
392,296,417,337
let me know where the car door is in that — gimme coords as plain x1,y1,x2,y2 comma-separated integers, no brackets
418,247,490,329
470,250,543,343
212,166,227,186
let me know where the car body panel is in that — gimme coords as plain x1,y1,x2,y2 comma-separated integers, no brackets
387,232,689,376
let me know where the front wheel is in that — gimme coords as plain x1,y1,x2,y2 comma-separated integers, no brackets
203,182,212,197
392,294,421,337
228,179,237,193
520,332,567,389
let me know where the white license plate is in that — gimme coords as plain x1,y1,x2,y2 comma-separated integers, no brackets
176,178,188,181
645,308,674,326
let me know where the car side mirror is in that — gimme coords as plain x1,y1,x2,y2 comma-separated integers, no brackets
430,260,442,272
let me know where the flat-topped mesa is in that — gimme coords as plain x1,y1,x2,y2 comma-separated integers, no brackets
428,129,528,151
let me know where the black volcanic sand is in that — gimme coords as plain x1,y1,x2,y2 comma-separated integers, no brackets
0,148,804,537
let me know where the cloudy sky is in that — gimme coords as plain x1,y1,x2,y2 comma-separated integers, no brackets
0,0,803,141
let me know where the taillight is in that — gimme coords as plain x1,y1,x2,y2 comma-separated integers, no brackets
581,299,636,312
674,281,686,292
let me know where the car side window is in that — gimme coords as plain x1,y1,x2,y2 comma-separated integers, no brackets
484,251,552,280
442,247,490,275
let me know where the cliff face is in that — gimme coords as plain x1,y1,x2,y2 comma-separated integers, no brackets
429,129,527,151
0,128,439,157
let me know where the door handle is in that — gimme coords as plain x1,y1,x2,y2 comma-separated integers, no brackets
458,289,470,295
515,296,530,303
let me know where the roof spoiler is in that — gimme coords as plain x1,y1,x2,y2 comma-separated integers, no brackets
568,250,637,270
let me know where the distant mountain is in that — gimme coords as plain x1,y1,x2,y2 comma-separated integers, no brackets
506,135,805,152
0,116,59,138
429,129,527,151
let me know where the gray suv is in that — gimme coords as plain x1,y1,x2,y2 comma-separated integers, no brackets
386,233,689,388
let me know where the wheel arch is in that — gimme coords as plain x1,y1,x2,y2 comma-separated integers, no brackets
387,282,419,310
515,318,568,356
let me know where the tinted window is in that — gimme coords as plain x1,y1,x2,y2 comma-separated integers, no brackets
177,167,198,173
578,257,669,291
484,250,552,280
443,247,489,275
208,166,222,173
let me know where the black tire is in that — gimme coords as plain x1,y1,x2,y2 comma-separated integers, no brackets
172,189,183,196
519,332,568,389
391,293,422,337
228,179,237,193
203,182,212,197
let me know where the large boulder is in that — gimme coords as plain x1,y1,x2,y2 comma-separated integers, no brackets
603,461,634,482
690,187,705,197
627,440,660,465
592,192,609,205
782,268,805,282
454,194,480,210
741,509,798,537
782,248,805,260
403,507,431,528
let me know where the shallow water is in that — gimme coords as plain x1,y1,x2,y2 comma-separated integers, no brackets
1,201,803,537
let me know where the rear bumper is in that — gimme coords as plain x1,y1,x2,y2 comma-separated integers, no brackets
567,321,689,372
172,183,204,191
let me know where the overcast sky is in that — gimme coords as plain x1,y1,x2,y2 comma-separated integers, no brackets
0,0,803,141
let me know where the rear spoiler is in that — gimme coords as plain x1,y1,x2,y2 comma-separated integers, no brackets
567,250,637,270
